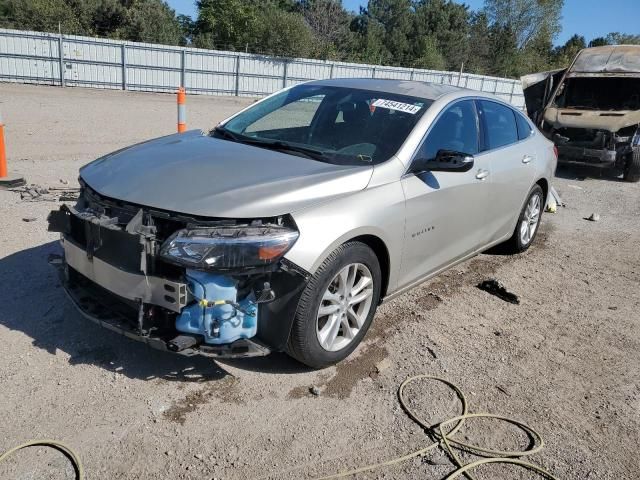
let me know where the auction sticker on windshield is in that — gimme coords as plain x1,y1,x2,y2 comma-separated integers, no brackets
371,99,423,114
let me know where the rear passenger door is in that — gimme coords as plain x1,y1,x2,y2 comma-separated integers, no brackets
476,100,538,241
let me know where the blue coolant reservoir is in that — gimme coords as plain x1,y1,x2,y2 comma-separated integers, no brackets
175,269,258,345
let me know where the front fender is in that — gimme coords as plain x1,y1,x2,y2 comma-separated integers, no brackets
284,180,406,295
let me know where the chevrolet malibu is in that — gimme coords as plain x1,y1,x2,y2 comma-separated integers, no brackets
48,79,557,368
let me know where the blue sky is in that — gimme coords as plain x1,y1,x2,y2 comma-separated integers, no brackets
167,0,639,46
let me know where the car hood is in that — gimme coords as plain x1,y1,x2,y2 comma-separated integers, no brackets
80,131,374,218
543,107,640,132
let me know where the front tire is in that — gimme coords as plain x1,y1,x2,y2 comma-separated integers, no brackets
623,148,640,182
287,241,382,368
500,184,544,254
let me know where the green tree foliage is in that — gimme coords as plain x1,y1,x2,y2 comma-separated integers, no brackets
605,32,640,45
0,0,183,43
484,0,563,49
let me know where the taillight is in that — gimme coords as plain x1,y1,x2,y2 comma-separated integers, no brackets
553,145,558,159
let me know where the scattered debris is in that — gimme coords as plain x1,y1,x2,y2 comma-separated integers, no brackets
22,217,37,222
59,178,69,185
309,386,320,397
476,279,520,304
427,291,443,302
10,183,79,202
586,213,600,222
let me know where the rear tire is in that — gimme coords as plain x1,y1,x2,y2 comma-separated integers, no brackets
287,241,382,369
623,148,640,182
500,184,544,254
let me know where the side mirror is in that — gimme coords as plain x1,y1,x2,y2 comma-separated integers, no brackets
411,150,474,173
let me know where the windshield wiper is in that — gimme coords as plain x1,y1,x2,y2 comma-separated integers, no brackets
261,141,327,161
213,126,240,141
213,127,326,161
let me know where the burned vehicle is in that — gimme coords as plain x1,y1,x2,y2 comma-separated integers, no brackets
522,45,640,181
48,79,556,368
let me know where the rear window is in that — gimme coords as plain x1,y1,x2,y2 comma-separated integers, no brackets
515,111,533,140
479,100,518,150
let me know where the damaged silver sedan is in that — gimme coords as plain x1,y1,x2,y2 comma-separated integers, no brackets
48,79,556,368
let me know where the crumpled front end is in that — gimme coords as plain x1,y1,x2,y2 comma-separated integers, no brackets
47,183,309,358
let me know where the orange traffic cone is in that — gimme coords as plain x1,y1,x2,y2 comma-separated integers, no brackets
0,111,26,188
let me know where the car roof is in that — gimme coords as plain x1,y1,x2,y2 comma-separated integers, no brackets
571,45,640,74
304,78,482,101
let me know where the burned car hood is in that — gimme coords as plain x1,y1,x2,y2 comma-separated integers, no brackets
543,108,640,132
79,131,374,218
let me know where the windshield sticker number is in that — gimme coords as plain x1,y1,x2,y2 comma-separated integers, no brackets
371,99,422,114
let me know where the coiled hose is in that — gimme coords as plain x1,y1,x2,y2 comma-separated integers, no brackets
0,439,83,479
314,375,559,479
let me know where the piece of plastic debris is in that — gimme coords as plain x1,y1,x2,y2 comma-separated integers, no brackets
476,279,520,304
586,213,600,222
309,386,320,396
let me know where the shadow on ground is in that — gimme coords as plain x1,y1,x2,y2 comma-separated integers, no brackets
555,163,624,182
0,241,307,382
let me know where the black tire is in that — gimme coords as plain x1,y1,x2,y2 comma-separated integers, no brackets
500,184,544,254
623,148,640,182
287,241,382,369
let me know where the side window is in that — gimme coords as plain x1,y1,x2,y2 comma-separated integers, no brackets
415,100,479,162
515,110,534,140
479,100,518,150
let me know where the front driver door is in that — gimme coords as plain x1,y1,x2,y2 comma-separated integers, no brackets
399,99,491,288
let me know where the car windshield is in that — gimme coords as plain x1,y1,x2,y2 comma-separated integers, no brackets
215,84,432,165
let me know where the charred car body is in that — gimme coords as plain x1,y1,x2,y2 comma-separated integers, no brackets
522,45,640,181
48,79,556,368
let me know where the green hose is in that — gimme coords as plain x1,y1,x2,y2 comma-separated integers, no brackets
0,439,83,480
315,375,559,480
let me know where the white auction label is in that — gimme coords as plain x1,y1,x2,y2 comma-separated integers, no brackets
371,99,422,114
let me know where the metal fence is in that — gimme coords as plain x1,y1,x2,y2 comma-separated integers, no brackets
0,28,525,108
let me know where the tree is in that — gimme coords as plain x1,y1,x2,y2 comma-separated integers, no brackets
364,0,414,65
299,0,354,59
588,36,609,48
256,7,314,57
123,0,182,45
413,35,446,70
412,0,471,71
484,0,563,49
605,32,640,45
193,0,260,50
552,33,585,66
466,11,492,74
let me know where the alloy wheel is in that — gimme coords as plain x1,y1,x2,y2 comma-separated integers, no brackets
316,263,374,352
520,192,542,246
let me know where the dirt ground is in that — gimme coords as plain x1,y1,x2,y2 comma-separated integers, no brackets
0,83,638,480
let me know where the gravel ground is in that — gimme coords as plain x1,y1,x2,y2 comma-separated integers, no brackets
0,83,639,480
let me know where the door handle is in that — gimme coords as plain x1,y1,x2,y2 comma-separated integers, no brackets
476,169,490,180
522,155,533,164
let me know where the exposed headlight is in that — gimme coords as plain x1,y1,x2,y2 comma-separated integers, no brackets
159,225,299,270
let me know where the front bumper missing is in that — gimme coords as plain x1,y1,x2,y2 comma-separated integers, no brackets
63,237,187,312
57,261,271,358
48,193,309,357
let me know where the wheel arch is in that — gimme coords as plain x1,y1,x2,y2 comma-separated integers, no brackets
535,177,549,202
349,234,391,300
